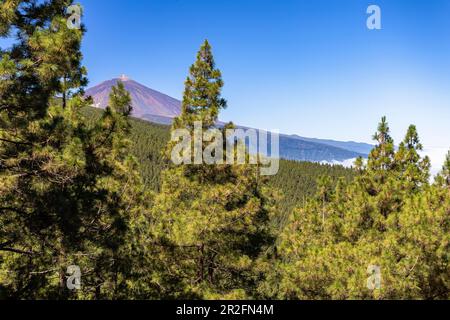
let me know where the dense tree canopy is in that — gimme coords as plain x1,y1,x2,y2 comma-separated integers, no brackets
1,0,448,301
260,119,449,300
0,0,149,299
149,40,278,299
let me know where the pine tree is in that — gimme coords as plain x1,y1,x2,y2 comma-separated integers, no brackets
151,40,276,299
1,0,89,298
262,118,449,299
174,40,226,130
441,150,450,187
369,116,395,173
0,1,147,299
395,125,430,190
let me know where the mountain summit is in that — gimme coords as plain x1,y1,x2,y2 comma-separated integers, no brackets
85,77,181,119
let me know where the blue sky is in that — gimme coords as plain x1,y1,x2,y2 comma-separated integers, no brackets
80,0,450,150
3,1,450,152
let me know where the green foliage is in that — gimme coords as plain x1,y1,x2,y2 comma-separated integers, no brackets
262,118,450,300
437,151,450,188
269,160,354,227
2,1,446,301
0,1,149,299
87,106,355,224
175,40,227,129
81,107,169,191
148,40,278,299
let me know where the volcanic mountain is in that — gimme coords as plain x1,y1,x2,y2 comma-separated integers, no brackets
86,77,372,162
85,75,181,120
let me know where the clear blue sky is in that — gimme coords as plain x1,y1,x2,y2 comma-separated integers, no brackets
16,1,450,149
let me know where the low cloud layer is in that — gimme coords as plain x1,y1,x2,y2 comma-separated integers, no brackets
420,147,449,177
321,147,449,178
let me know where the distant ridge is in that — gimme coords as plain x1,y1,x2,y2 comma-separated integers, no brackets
86,77,371,163
289,136,373,155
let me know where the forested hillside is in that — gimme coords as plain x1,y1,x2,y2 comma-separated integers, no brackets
1,1,448,300
86,76,368,163
82,106,355,219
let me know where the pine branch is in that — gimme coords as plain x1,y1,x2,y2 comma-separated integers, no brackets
0,137,32,146
0,247,34,255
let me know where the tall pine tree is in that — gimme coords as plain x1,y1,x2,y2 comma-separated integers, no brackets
261,118,449,300
151,40,276,299
0,1,147,299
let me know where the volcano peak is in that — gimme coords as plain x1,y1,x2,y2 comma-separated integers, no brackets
86,78,181,118
119,74,131,81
